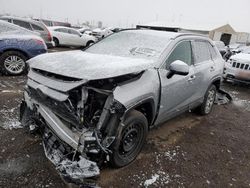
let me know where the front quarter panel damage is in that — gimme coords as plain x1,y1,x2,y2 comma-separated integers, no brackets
113,69,160,121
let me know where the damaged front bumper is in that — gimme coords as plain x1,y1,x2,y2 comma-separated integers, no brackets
20,92,101,182
20,84,125,183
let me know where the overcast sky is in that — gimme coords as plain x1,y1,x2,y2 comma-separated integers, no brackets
1,0,250,32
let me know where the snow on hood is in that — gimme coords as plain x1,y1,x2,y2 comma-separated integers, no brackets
231,53,250,64
28,50,155,80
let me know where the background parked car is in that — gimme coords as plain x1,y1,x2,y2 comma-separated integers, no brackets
0,21,47,75
224,49,250,83
229,43,246,53
0,16,54,48
91,28,113,39
49,26,97,47
78,28,92,35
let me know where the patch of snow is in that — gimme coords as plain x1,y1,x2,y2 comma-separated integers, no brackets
2,121,22,130
0,90,22,93
29,51,155,80
233,99,250,111
165,150,177,161
144,174,159,187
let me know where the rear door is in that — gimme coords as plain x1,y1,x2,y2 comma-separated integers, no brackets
191,40,216,102
156,40,198,124
55,28,70,45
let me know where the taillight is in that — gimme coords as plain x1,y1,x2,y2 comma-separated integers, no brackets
34,39,44,45
47,31,52,41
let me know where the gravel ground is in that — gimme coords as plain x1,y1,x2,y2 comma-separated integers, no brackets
0,75,249,188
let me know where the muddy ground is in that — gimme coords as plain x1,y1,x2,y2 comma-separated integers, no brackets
0,75,249,188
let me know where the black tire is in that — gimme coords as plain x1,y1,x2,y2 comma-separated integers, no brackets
53,37,59,47
0,51,27,75
197,85,217,115
86,41,94,47
111,110,148,167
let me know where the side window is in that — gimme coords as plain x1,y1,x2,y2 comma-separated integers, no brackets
55,28,68,33
31,24,44,31
69,29,80,36
207,43,219,60
192,41,211,64
13,20,32,30
166,41,192,68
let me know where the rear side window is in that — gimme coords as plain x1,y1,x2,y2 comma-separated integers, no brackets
166,41,192,67
69,29,80,36
208,43,219,59
55,28,68,33
31,24,44,31
13,20,32,30
192,41,211,64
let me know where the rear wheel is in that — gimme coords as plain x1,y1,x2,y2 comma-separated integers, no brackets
111,110,148,167
86,41,94,47
0,51,27,75
53,37,59,47
198,85,217,115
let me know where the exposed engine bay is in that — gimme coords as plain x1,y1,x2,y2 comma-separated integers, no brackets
20,68,142,183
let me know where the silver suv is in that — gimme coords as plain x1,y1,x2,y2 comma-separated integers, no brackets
20,29,224,180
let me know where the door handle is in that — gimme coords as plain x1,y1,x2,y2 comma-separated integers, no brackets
188,75,196,81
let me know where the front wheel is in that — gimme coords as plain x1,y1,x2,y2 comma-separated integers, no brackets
198,85,217,115
0,51,27,75
111,110,148,167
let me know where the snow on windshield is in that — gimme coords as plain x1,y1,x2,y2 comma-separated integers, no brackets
86,31,170,60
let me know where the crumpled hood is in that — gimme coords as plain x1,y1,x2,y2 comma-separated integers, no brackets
231,53,250,64
28,50,155,80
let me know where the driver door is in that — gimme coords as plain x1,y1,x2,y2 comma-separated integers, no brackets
155,40,199,124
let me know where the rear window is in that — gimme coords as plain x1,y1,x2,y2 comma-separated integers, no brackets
0,22,17,33
13,20,32,30
31,24,44,31
0,21,32,35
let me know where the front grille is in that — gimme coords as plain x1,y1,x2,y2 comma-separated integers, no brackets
232,61,250,70
32,68,82,82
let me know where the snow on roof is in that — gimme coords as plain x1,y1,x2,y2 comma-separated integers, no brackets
138,21,235,33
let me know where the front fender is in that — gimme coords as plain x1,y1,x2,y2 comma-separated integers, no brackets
113,69,160,118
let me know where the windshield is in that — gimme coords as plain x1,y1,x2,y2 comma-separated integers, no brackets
85,30,170,60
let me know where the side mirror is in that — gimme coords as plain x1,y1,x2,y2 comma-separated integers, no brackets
167,60,189,79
